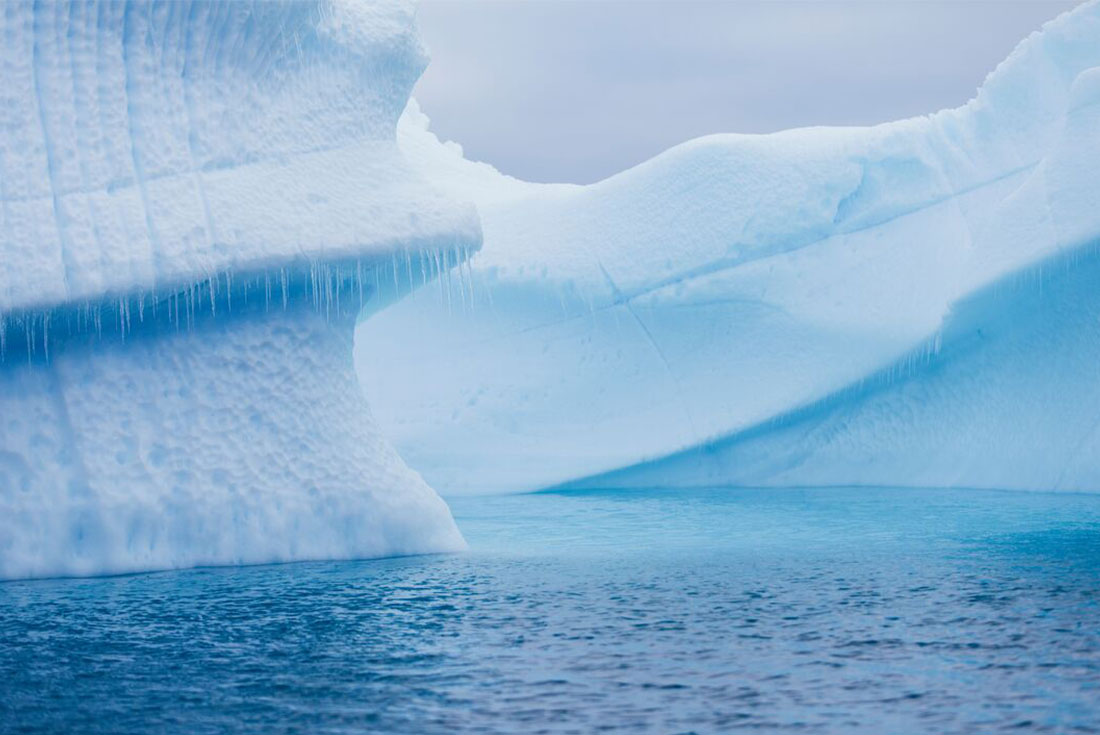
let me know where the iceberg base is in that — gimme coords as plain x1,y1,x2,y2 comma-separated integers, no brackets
0,298,464,581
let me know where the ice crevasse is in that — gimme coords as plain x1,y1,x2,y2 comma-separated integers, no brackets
0,0,479,580
360,0,1100,495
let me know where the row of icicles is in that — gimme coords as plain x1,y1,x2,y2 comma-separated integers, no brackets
0,243,480,363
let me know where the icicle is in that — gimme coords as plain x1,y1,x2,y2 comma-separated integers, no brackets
356,260,364,306
442,248,453,315
307,263,316,311
462,246,476,309
333,265,341,317
320,264,328,319
327,265,335,320
119,297,127,343
454,246,468,314
433,249,444,306
186,284,195,331
465,247,476,307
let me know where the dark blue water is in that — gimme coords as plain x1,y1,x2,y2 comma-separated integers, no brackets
2,487,1099,734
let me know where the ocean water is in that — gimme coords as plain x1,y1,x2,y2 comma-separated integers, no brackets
2,487,1099,734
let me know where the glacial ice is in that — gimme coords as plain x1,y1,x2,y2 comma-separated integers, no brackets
0,0,475,580
5,0,1100,580
359,0,1100,495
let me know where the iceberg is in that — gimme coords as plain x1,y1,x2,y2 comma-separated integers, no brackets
0,0,476,580
359,1,1100,495
5,0,1098,581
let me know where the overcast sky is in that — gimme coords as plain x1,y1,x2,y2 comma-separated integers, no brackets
413,0,1077,184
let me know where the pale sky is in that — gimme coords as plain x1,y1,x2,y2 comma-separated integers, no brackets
413,0,1078,184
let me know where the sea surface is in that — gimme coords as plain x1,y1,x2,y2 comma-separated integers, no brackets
2,487,1099,734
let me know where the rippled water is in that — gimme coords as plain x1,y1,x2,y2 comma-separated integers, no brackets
2,487,1100,734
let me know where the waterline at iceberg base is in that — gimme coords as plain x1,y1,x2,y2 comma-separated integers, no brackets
2,0,1100,733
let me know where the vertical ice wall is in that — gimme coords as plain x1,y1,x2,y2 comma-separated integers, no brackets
1,298,466,579
0,1,479,580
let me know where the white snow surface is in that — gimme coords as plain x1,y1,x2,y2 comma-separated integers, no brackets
0,0,474,580
0,0,478,315
360,0,1100,495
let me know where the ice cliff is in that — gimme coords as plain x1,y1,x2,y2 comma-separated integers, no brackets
360,0,1100,494
0,0,477,580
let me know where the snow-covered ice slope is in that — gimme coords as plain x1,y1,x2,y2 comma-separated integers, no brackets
359,1,1100,495
0,1,477,580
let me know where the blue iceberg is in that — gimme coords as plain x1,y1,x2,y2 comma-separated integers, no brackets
361,0,1100,495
